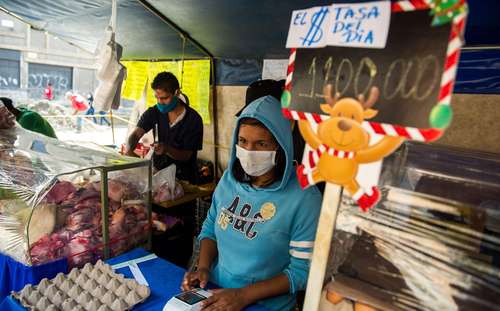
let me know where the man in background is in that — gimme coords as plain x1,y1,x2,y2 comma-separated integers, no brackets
65,91,88,133
0,97,57,138
125,72,203,184
43,83,54,101
85,93,110,126
126,72,203,267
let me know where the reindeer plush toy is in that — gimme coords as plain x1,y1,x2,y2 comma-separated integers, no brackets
297,85,405,211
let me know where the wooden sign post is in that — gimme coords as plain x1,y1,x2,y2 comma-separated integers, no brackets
282,1,468,310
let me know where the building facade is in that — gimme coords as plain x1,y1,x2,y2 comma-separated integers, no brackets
0,10,97,102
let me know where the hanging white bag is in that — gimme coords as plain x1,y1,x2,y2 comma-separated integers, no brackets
93,0,126,111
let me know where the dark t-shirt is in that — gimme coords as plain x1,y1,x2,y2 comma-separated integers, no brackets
137,102,203,183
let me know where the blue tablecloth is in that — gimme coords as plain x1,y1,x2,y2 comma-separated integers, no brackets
0,296,22,311
0,248,269,311
0,253,68,301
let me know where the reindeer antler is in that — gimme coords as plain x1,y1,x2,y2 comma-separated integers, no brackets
358,86,379,109
324,84,340,108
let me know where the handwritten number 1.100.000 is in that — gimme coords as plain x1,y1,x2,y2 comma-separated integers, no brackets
299,55,439,101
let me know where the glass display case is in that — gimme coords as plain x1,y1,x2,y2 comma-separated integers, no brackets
0,126,152,267
326,142,500,310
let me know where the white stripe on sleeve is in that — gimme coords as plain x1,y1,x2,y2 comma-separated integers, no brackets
290,249,312,260
289,241,314,248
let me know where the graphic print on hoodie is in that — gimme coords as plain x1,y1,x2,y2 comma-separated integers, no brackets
199,95,323,311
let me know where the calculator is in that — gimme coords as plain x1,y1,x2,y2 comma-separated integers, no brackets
163,288,212,311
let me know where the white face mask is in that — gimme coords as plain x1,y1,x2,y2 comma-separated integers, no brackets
235,145,277,177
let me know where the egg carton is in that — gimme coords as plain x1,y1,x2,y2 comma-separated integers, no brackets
12,260,151,311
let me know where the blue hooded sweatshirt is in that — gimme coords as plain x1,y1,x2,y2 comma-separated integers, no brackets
198,96,322,310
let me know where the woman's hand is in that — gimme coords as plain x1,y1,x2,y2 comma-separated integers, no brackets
181,267,210,291
202,288,251,311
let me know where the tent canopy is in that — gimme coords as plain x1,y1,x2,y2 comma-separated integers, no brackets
0,0,498,60
1,0,499,92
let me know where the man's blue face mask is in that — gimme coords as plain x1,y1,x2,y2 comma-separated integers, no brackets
156,96,177,114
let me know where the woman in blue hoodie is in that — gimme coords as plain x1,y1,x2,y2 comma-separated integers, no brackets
182,95,322,311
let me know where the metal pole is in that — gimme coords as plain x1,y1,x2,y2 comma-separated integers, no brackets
180,35,186,89
303,184,343,311
210,57,219,177
461,45,500,50
100,169,110,259
146,160,153,250
110,110,116,146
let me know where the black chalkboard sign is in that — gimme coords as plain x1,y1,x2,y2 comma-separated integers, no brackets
289,9,452,129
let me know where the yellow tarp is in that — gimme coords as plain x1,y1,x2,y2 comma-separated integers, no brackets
121,61,149,101
121,60,211,124
180,60,211,125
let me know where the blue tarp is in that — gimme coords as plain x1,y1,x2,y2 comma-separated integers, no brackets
455,49,500,94
215,59,262,86
0,0,206,59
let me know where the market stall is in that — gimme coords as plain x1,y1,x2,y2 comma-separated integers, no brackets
1,0,500,310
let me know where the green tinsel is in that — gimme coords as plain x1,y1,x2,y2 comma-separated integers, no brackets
430,0,467,26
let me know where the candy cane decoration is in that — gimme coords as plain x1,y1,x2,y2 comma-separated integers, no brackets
392,0,433,12
438,10,466,107
285,48,296,92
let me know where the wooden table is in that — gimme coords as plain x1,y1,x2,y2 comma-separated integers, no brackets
156,182,215,209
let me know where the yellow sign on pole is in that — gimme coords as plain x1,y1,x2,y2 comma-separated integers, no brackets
121,61,149,101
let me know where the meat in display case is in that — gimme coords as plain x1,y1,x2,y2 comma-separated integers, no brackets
326,142,500,310
0,126,152,267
